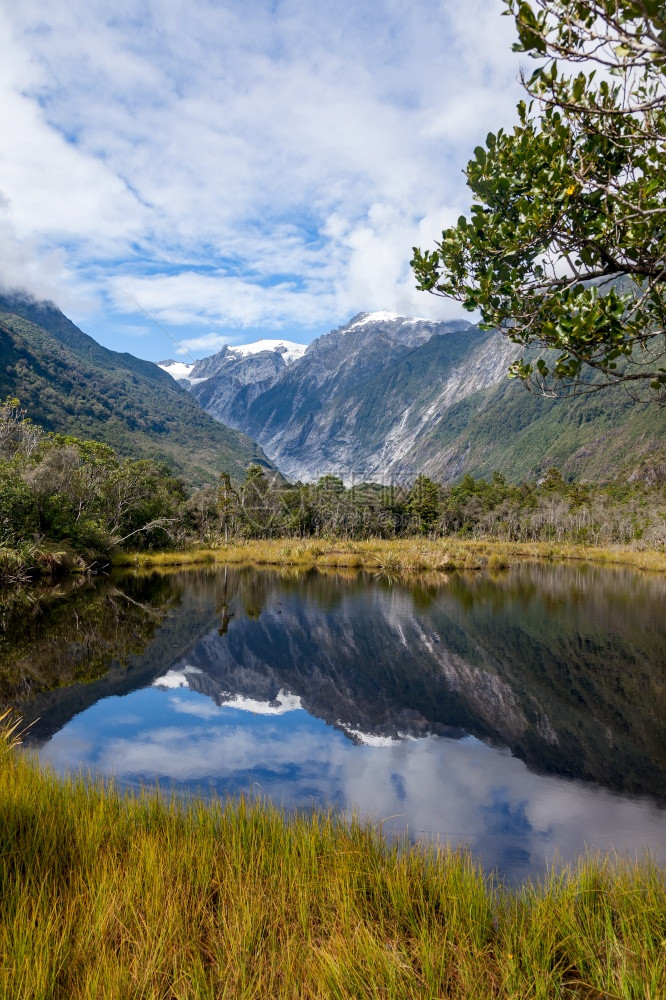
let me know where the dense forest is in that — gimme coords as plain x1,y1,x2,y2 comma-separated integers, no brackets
1,396,664,586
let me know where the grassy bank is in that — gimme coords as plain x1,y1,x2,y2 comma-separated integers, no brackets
111,536,666,575
1,732,664,999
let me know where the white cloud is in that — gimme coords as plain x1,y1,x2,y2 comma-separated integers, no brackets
0,0,526,354
169,696,222,720
175,332,233,355
110,271,339,329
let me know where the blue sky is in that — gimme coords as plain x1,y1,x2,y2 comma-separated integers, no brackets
0,0,525,360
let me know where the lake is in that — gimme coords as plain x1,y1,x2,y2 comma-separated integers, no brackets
3,561,665,881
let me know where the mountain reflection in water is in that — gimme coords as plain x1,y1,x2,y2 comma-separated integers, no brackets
8,563,666,881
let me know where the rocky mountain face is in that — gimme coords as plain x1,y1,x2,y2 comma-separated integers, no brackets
236,314,502,483
161,310,666,484
161,312,501,482
190,350,291,427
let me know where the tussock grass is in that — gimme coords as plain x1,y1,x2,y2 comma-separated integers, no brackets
112,537,666,575
0,542,85,587
1,735,664,999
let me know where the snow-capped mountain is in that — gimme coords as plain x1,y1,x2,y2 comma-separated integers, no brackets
159,338,307,385
158,360,208,385
157,310,665,485
160,311,510,482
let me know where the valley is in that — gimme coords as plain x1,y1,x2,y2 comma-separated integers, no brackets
159,311,666,485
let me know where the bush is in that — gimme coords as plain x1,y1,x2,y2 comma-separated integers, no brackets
0,466,39,544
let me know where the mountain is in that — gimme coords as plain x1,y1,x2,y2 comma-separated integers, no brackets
409,367,666,483
165,312,484,482
0,292,275,484
162,311,666,483
160,338,307,386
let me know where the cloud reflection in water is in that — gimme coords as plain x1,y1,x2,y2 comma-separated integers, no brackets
41,684,665,881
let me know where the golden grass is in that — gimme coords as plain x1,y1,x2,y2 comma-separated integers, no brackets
112,537,666,574
0,708,24,750
1,736,664,1000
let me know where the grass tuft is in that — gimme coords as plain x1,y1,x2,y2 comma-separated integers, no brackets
0,708,27,750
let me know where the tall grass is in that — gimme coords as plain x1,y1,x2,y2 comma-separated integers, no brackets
1,734,664,999
112,537,666,575
0,708,24,750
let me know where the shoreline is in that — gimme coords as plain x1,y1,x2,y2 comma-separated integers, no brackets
1,740,663,999
4,537,664,593
111,537,666,574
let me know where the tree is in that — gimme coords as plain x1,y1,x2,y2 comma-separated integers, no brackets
216,473,240,543
412,0,666,401
239,464,284,536
406,475,442,534
0,397,42,460
0,470,39,545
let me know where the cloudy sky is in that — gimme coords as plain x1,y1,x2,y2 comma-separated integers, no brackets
0,0,525,360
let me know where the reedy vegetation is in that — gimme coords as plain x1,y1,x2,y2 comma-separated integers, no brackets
112,537,666,574
0,723,664,1000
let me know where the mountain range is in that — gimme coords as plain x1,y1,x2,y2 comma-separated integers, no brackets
1,289,663,487
0,293,275,484
161,311,666,484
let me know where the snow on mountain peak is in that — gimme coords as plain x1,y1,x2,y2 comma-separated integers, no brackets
228,339,307,363
159,360,196,381
158,338,307,385
346,311,404,329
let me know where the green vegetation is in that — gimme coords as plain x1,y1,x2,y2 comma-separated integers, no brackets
0,730,664,999
2,396,664,587
0,294,274,485
0,390,666,584
0,397,186,584
412,0,666,399
180,463,666,550
411,364,666,484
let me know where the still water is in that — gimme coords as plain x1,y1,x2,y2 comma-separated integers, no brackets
4,563,666,881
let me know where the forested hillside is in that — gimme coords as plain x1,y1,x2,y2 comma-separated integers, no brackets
0,294,274,485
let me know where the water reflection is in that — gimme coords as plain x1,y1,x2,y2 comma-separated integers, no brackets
4,563,665,880
0,574,175,709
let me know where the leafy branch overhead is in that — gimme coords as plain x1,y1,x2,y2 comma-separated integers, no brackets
412,0,666,399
